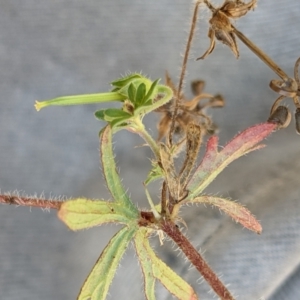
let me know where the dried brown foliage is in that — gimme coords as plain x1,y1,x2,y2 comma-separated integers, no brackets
156,72,224,142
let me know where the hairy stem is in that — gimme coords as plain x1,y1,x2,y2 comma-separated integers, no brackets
130,117,160,159
168,1,200,146
0,194,61,209
161,220,235,300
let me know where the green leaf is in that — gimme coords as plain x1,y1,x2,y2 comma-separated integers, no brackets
100,125,139,214
187,196,262,233
57,198,137,230
35,92,126,111
111,73,142,88
94,110,105,121
110,117,130,128
135,83,146,107
143,98,153,107
95,109,133,128
186,122,277,199
135,229,198,300
127,83,136,103
143,79,160,103
104,108,131,119
78,226,137,300
118,78,150,99
105,77,172,120
95,109,132,128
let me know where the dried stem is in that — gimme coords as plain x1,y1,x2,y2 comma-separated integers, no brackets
203,0,215,12
233,26,289,81
0,194,62,210
168,1,200,146
161,181,168,216
161,219,235,300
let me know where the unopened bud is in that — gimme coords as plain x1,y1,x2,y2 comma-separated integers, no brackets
267,106,291,129
191,80,205,96
295,108,300,134
209,94,225,108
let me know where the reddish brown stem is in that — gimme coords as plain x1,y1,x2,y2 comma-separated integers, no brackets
168,1,200,146
0,194,62,210
161,220,235,300
161,181,167,216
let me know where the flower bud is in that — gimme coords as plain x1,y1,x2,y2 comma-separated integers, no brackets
294,108,300,134
267,106,291,129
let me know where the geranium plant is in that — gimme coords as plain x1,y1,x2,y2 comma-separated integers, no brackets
1,0,298,299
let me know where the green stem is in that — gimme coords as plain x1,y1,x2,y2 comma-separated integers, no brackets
152,85,173,111
131,117,160,159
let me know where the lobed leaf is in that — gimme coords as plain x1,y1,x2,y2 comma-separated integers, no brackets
57,198,137,230
78,226,137,300
187,122,276,199
187,196,262,233
135,229,198,300
97,77,172,127
100,125,139,214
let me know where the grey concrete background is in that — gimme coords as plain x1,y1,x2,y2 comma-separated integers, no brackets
0,0,300,299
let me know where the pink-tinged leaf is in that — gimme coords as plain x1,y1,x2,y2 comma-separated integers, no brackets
187,122,276,198
189,196,262,234
134,229,198,300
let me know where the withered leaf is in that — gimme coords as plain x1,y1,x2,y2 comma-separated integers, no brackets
179,123,202,190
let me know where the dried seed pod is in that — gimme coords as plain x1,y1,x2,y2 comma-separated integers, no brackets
269,78,298,97
267,106,291,129
197,28,216,60
179,123,202,190
159,143,179,200
210,11,239,58
221,0,257,19
209,94,225,108
191,80,205,96
295,108,300,134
